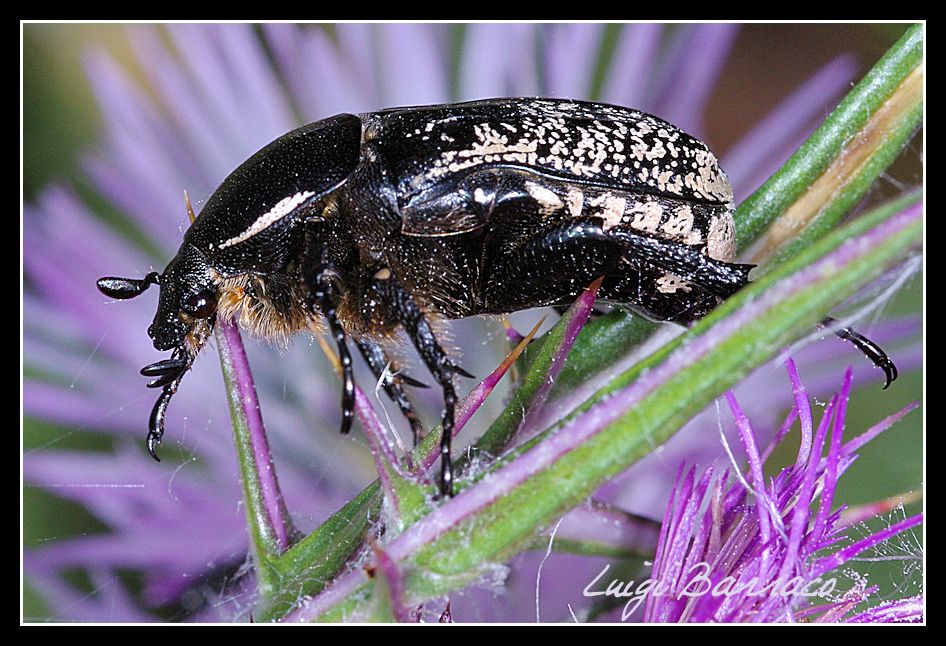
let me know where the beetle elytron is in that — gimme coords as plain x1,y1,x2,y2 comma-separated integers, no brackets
97,98,896,497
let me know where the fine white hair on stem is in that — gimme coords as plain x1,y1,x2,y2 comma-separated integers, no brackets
535,515,565,623
374,361,410,459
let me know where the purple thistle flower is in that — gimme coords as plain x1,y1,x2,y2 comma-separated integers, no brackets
23,24,921,622
635,359,922,623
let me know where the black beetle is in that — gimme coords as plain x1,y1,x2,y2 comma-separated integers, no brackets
97,98,896,497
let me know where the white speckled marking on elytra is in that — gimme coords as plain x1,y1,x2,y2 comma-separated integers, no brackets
417,100,733,205
219,191,315,249
565,188,584,217
627,200,664,233
525,182,563,215
707,214,737,262
588,192,627,230
661,204,694,239
656,272,692,294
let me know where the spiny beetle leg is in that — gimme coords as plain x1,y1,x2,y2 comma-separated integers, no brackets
311,262,355,435
355,338,427,445
821,317,898,389
397,373,431,389
608,230,754,298
378,278,472,497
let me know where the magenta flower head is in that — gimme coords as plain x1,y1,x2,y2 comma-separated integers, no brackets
638,359,922,623
24,24,922,623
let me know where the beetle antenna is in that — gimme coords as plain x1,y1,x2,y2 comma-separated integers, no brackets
97,272,161,300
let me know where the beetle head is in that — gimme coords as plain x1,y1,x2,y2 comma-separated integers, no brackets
97,244,220,461
149,245,219,353
98,244,220,355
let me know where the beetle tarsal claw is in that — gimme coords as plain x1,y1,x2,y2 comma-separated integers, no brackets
146,426,163,462
827,320,899,389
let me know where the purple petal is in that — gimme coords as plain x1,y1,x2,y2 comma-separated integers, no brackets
81,51,195,249
786,358,815,466
601,24,663,107
725,391,771,542
459,24,539,100
846,594,924,623
375,25,449,106
811,513,923,580
811,367,852,542
266,24,374,119
127,25,238,185
336,23,382,107
542,24,603,98
164,25,261,156
650,24,739,135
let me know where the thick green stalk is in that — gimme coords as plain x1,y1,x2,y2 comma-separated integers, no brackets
737,23,923,261
215,321,292,596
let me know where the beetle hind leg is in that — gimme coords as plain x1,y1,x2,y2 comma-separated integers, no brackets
482,219,622,313
481,217,752,322
355,338,428,444
821,316,898,388
607,229,753,300
598,257,721,324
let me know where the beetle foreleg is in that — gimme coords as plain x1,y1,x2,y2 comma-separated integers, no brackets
355,338,428,444
311,263,355,436
141,348,191,461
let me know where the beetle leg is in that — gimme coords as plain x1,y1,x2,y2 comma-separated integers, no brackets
482,218,753,318
147,371,185,460
607,230,754,299
310,263,355,436
355,338,428,444
820,316,898,388
371,277,469,497
482,219,622,312
141,348,191,461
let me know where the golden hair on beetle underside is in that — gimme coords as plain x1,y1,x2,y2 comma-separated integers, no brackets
215,274,319,350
